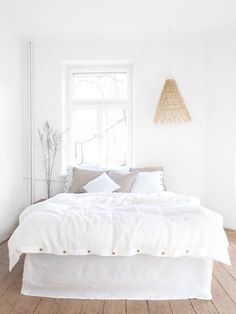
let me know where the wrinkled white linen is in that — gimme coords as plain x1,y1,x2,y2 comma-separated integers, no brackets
22,254,213,299
8,192,230,270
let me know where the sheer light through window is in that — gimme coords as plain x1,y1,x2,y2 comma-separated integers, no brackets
73,72,127,99
64,65,133,167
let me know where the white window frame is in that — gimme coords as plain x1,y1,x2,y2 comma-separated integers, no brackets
63,63,134,170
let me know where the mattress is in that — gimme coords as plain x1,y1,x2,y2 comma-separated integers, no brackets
22,253,213,300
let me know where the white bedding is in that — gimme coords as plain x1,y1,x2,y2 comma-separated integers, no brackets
8,192,230,270
22,254,213,299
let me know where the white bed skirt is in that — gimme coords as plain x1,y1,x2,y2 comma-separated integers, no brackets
22,254,213,300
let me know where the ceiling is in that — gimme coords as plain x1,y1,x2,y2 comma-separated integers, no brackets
1,0,236,40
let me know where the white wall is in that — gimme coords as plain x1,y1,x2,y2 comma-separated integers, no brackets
0,27,234,231
0,19,25,242
205,33,236,229
32,36,207,204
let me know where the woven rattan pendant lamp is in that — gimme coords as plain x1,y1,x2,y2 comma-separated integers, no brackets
155,29,191,124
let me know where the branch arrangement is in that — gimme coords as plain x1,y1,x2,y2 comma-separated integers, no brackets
38,121,63,198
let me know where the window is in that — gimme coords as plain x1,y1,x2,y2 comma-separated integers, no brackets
64,64,133,168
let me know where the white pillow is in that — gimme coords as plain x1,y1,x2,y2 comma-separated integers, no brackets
64,165,106,193
64,165,129,192
131,171,164,193
83,173,120,193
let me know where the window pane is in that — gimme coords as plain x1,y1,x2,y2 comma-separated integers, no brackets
102,109,128,166
73,72,127,99
71,108,98,164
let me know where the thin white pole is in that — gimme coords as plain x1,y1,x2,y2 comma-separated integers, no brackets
28,41,34,205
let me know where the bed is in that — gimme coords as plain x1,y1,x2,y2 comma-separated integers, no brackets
8,190,230,300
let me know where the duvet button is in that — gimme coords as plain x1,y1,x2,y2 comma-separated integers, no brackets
63,250,67,254
39,248,43,252
161,251,165,255
112,251,115,255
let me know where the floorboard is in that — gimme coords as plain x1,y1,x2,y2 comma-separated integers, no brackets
103,300,125,314
126,300,149,314
148,300,173,314
0,275,22,314
0,230,235,314
169,300,195,314
214,262,236,303
211,277,236,314
56,299,83,314
190,299,219,314
80,300,104,314
221,247,236,280
33,298,62,314
0,261,23,297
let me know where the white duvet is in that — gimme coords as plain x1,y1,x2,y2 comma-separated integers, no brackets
8,192,230,270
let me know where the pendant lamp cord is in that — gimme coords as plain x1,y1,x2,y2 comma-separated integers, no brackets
169,26,172,78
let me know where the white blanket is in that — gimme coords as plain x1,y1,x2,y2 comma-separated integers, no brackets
8,192,230,270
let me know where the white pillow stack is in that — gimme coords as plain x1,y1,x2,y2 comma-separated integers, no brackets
64,164,166,194
83,173,120,193
131,171,164,193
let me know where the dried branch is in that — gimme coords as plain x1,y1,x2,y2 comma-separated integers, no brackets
38,121,64,198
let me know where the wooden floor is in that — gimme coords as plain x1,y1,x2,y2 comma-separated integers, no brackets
0,231,236,314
